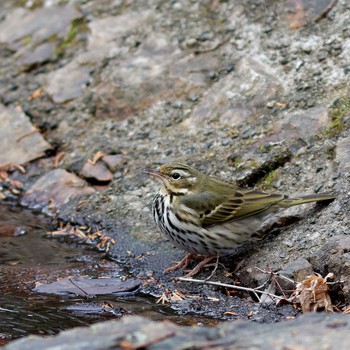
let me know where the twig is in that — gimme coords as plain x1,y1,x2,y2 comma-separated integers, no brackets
255,267,295,284
204,256,220,281
53,152,65,168
178,277,284,300
16,129,38,142
68,278,90,297
314,0,338,22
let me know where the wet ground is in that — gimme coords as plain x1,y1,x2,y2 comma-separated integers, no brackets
0,204,223,344
0,203,301,345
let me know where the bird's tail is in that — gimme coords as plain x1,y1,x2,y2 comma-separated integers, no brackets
281,193,336,208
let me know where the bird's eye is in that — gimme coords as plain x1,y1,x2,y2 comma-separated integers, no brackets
171,172,181,180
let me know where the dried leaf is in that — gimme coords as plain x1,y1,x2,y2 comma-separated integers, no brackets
28,87,43,100
289,273,334,312
88,151,105,165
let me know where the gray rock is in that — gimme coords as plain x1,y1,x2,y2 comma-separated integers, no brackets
21,169,95,213
17,42,57,70
88,11,153,53
335,134,350,173
183,58,285,128
45,61,92,103
33,277,140,296
277,257,314,291
0,104,52,166
3,314,350,350
0,6,81,49
270,106,330,145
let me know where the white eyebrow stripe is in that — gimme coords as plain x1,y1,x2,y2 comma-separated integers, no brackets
171,170,191,177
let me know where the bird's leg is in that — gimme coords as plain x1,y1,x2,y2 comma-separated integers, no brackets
204,256,220,281
183,256,216,278
163,253,198,274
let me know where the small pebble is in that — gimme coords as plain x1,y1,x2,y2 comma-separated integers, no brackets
332,203,341,215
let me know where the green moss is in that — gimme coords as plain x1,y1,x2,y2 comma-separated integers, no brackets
16,0,43,8
323,98,350,138
259,169,278,190
22,35,32,46
55,18,87,57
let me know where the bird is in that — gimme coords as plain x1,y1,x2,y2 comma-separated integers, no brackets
146,162,335,277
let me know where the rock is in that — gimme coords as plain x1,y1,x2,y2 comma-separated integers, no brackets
0,6,81,49
21,169,95,212
277,257,314,292
281,258,314,281
169,52,221,88
3,314,350,350
92,32,182,119
182,58,285,129
283,0,338,29
101,155,127,172
34,277,141,297
267,106,330,145
80,161,113,182
88,11,152,52
335,134,350,173
0,104,52,166
309,235,350,302
66,303,123,317
45,61,92,103
17,42,57,71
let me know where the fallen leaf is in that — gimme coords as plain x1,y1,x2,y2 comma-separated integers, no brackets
28,87,43,100
289,273,334,312
88,151,105,165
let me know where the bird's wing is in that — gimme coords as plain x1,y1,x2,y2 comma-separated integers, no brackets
201,189,285,226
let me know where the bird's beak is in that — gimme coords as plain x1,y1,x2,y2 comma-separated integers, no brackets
143,168,164,180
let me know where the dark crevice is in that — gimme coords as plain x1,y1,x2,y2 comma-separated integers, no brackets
237,151,292,188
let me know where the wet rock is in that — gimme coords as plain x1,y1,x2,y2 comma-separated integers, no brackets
80,161,113,183
34,277,141,297
335,134,350,173
309,235,350,302
0,104,52,166
183,58,285,129
3,313,350,350
21,169,95,212
66,303,123,317
45,61,92,103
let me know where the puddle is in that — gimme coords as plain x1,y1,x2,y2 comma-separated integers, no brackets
0,204,219,343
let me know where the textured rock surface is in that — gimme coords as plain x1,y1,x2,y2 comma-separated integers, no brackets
20,169,95,213
0,104,52,165
4,313,350,350
0,0,349,344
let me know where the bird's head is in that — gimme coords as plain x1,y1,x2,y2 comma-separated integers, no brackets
146,162,202,195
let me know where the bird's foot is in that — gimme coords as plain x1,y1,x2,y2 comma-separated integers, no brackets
163,253,198,274
183,256,216,278
164,254,219,278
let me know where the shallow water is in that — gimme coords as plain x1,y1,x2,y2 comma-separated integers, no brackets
0,204,218,344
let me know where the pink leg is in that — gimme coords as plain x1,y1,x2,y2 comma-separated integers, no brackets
163,253,198,274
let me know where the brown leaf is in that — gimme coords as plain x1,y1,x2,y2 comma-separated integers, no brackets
88,151,105,165
289,273,334,312
28,87,43,100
